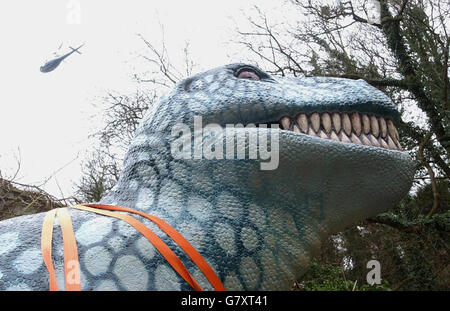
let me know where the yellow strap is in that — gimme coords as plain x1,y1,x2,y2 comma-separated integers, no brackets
41,208,81,291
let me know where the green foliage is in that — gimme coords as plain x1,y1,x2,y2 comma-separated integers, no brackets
396,180,450,219
358,281,391,291
302,261,353,291
295,179,449,291
301,261,391,291
297,183,450,291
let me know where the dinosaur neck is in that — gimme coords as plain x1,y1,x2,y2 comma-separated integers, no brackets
101,128,410,290
101,136,327,290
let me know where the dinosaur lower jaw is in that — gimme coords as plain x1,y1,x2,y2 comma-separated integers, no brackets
278,112,402,151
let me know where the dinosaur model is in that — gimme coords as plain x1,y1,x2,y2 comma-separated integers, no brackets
0,63,414,290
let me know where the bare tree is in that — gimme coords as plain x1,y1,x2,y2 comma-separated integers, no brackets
133,23,198,88
75,33,197,201
75,89,156,202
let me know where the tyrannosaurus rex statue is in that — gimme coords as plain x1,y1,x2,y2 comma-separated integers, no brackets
0,63,414,290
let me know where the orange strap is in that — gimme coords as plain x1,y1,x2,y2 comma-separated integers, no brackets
41,204,225,291
72,204,202,290
40,208,81,291
79,203,225,291
57,208,81,291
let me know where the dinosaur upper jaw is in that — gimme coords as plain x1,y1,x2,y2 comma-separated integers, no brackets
275,111,402,151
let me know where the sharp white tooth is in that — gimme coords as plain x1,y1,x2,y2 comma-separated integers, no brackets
293,124,301,133
308,126,317,137
391,132,403,150
297,114,309,133
351,112,362,136
370,116,379,137
379,137,389,149
387,135,397,150
330,131,340,141
386,120,399,141
379,117,387,138
390,131,402,150
360,134,372,146
339,132,351,143
351,133,362,144
319,130,329,139
342,114,352,136
310,113,320,133
332,113,341,133
369,134,380,147
280,117,291,130
362,114,371,135
321,113,332,134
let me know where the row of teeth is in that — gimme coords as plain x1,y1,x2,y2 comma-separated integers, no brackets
280,112,402,151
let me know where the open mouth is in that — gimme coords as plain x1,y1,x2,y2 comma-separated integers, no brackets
277,112,402,151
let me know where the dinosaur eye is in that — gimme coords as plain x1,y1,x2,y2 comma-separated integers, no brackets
237,69,260,80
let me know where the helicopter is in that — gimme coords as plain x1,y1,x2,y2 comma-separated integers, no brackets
40,43,85,73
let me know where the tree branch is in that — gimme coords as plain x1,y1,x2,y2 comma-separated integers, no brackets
320,73,410,89
366,211,450,233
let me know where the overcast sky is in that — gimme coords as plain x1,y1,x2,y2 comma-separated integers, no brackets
0,0,290,198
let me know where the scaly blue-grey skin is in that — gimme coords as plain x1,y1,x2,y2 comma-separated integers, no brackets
0,63,414,290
